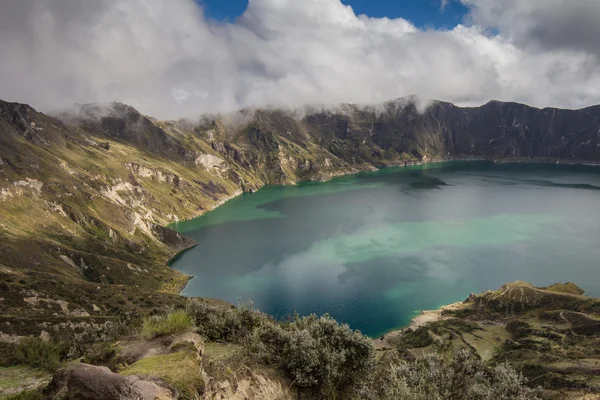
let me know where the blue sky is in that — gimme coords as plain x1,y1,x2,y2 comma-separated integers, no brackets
199,0,469,29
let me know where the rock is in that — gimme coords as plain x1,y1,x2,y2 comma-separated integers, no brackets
119,333,204,365
49,363,175,400
203,370,291,400
195,153,228,171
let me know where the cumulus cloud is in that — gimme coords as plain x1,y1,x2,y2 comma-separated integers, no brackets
0,0,599,119
463,0,600,56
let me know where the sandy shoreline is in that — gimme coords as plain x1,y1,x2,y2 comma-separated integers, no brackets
373,301,467,349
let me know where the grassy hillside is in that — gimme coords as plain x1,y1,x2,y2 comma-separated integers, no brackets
1,97,600,398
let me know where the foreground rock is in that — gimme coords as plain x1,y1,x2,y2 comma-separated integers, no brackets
49,363,176,400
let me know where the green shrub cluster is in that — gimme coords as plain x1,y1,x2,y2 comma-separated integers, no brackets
251,314,375,396
83,342,121,369
186,299,268,342
14,337,65,373
186,299,375,398
52,317,135,360
365,348,542,400
396,326,435,351
141,309,193,339
397,319,482,352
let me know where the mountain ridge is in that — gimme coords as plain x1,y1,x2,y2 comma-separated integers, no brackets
2,95,600,323
2,96,600,398
2,97,600,315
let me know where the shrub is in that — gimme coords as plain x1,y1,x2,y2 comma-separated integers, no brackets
396,319,481,352
251,314,375,397
0,342,18,367
186,299,269,343
396,326,435,352
364,348,542,400
141,310,193,340
15,337,64,372
83,342,121,369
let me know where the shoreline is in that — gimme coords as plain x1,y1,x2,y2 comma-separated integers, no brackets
373,300,468,348
165,155,600,229
163,155,600,296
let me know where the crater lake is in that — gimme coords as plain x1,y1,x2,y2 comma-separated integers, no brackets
170,162,600,337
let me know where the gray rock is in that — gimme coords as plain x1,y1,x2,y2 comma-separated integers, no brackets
49,363,175,400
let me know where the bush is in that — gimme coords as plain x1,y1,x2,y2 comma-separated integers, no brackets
396,319,481,352
52,318,134,360
83,342,121,369
186,299,269,343
364,348,542,400
141,310,193,340
251,314,375,397
188,300,375,397
0,342,18,366
15,337,64,372
396,326,435,351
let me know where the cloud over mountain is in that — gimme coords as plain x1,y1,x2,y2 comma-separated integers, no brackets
0,0,599,119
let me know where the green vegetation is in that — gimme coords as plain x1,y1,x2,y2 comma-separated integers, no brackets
0,366,50,398
1,294,556,400
1,99,599,398
82,342,121,369
396,319,481,352
256,314,375,395
119,352,204,399
14,339,64,373
141,310,194,340
187,299,375,397
1,389,45,400
186,299,268,342
367,348,541,400
396,326,435,351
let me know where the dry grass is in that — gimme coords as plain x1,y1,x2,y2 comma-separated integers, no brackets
119,352,203,399
141,310,193,340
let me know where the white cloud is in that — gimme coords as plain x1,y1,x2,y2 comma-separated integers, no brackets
0,0,599,119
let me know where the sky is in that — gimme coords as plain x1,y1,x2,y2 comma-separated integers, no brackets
200,0,469,29
1,0,600,119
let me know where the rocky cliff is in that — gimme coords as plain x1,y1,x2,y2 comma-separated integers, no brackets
2,97,600,399
1,97,600,344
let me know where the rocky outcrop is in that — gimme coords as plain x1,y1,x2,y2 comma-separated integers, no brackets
65,102,185,159
123,162,182,186
48,364,176,400
195,153,228,172
118,332,204,365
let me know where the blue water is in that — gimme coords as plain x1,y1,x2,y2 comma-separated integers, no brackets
171,162,600,337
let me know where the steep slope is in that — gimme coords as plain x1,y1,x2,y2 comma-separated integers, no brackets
1,97,600,342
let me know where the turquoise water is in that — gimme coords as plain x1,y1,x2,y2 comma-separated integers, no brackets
170,162,600,337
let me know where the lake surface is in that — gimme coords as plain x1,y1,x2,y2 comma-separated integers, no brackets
170,162,600,337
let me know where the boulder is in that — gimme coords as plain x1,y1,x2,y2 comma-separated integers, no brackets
49,363,175,400
119,332,204,365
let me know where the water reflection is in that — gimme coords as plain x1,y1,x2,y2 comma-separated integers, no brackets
172,162,600,337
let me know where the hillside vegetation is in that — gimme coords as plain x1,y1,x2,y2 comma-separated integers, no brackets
1,97,600,398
